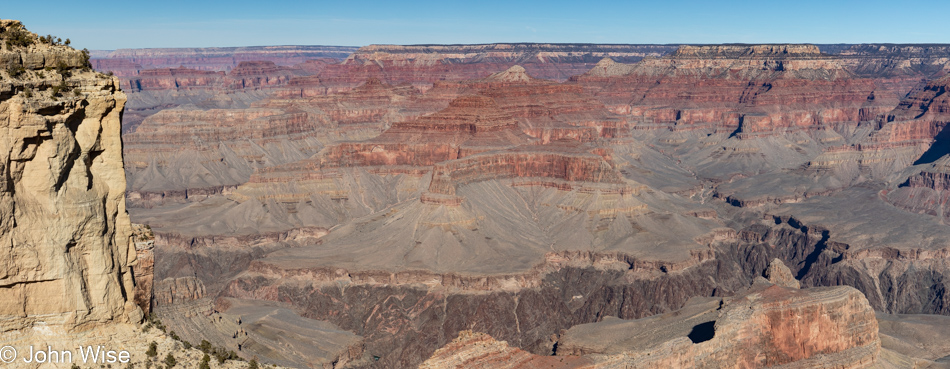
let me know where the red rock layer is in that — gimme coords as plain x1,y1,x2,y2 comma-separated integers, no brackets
861,74,950,146
572,45,894,138
244,92,626,207
263,77,432,127
808,74,950,178
421,65,630,142
427,143,625,196
312,95,531,169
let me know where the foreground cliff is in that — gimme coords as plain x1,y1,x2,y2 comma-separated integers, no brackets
0,19,141,330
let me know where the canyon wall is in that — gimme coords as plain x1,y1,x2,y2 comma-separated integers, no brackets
0,19,140,332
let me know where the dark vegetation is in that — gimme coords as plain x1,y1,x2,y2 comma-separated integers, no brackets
1,23,33,49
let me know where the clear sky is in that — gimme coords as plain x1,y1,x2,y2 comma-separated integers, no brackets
3,0,948,50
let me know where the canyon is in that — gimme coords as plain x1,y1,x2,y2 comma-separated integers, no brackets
112,41,950,368
5,15,950,368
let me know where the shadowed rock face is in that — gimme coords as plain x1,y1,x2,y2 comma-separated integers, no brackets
0,19,139,331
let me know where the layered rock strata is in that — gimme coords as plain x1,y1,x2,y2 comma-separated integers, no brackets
89,45,357,75
124,42,950,369
316,43,679,89
123,76,437,208
0,19,141,331
421,269,883,368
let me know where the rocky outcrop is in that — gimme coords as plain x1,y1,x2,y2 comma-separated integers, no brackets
417,260,881,369
419,330,590,369
153,277,206,305
426,143,626,197
765,258,801,289
0,19,140,331
554,281,880,368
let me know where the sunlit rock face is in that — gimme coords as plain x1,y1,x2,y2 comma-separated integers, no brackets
0,19,139,332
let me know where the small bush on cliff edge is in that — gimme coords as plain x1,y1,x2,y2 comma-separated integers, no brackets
163,353,177,368
2,23,34,49
199,354,211,369
146,342,158,358
51,80,69,97
5,65,26,78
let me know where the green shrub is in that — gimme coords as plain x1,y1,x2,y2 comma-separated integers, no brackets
146,342,158,357
2,23,34,49
198,339,212,353
199,354,211,369
6,65,26,78
51,80,68,97
55,60,71,77
81,48,91,67
163,353,176,368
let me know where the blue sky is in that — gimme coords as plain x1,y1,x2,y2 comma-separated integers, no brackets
3,0,948,50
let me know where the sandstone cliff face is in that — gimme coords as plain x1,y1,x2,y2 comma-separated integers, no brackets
0,19,139,331
131,223,155,315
